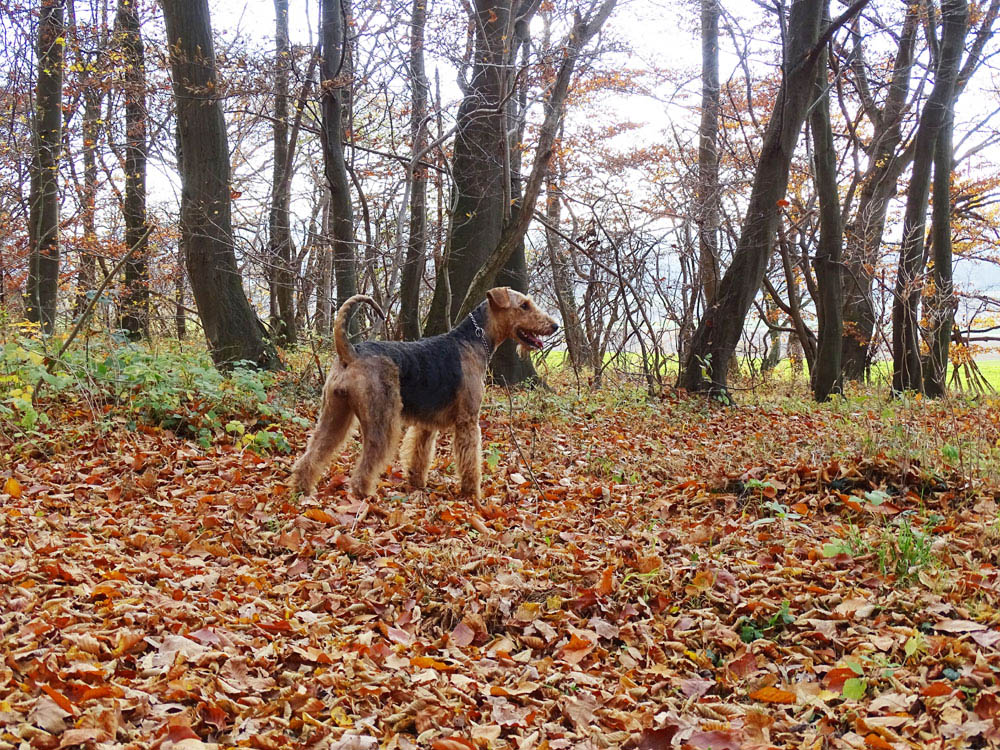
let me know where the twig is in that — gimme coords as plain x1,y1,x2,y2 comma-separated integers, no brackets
503,384,544,501
308,333,326,385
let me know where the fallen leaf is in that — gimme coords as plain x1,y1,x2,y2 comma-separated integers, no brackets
749,686,796,704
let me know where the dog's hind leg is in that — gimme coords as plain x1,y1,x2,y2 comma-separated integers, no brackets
453,418,482,501
292,387,356,495
401,426,437,490
350,365,403,499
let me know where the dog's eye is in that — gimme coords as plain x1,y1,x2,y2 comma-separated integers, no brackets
520,301,530,310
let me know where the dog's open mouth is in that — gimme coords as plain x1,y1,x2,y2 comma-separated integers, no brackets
516,328,545,350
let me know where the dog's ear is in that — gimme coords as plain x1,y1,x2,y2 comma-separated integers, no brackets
486,287,511,309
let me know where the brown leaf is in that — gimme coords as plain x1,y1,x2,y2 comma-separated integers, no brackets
975,692,1000,720
29,696,71,734
687,729,742,750
934,619,987,633
450,621,475,647
431,739,476,750
631,726,679,750
679,677,714,699
58,728,109,748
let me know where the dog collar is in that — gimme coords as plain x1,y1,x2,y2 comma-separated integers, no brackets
469,312,494,357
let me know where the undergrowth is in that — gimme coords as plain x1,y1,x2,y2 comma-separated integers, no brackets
0,324,308,451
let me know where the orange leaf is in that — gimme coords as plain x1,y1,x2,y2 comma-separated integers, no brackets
920,682,952,697
304,507,336,524
791,502,809,515
776,199,790,207
411,655,453,671
823,667,857,691
41,684,75,715
431,739,476,750
864,733,893,750
749,686,796,704
597,565,615,595
3,476,21,498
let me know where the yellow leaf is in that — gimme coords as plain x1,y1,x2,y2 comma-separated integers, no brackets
3,477,21,498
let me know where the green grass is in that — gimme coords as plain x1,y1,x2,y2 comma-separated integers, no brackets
542,349,1000,391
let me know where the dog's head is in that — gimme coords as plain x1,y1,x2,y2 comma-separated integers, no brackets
484,287,559,353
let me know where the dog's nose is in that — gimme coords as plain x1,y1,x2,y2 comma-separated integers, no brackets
550,322,560,334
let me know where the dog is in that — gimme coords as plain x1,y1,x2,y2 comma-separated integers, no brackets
291,287,559,500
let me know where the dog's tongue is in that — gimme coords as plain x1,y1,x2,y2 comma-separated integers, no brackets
523,332,543,349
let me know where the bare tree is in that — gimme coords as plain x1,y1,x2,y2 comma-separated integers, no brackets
117,0,148,339
268,0,295,345
809,5,843,401
25,0,65,333
696,0,721,309
319,0,358,335
892,0,967,394
161,0,280,369
679,0,866,396
399,0,429,341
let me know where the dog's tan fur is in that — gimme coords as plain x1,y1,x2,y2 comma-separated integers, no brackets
292,287,558,500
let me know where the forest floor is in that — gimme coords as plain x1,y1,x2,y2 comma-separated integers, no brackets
3,355,1000,750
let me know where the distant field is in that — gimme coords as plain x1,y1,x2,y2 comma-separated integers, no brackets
541,350,1000,392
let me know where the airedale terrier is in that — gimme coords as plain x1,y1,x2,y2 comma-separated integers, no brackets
292,287,559,500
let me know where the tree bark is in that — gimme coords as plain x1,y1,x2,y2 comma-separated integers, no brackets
678,0,833,396
809,13,844,401
544,164,591,370
161,0,280,370
841,7,918,381
117,0,149,340
319,0,358,337
399,0,429,340
697,0,721,305
892,0,967,394
268,0,295,345
75,84,101,319
423,0,517,337
924,109,957,396
26,0,65,333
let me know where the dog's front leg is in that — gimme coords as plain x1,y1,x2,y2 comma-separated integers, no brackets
453,418,482,501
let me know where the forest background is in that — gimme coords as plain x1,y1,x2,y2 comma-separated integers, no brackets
5,0,1000,748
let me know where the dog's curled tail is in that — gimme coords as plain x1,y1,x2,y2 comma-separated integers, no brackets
334,294,384,365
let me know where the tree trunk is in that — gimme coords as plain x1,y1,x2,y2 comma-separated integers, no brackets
423,0,514,337
544,164,591,370
678,0,833,396
75,86,101,319
268,0,296,345
924,109,957,396
892,0,967,394
697,0,721,305
26,0,65,333
117,0,149,340
319,0,358,336
399,0,429,340
314,195,333,334
161,0,280,370
809,13,844,401
175,243,186,340
841,7,918,381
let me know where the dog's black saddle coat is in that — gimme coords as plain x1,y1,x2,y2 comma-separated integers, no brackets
355,303,491,421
